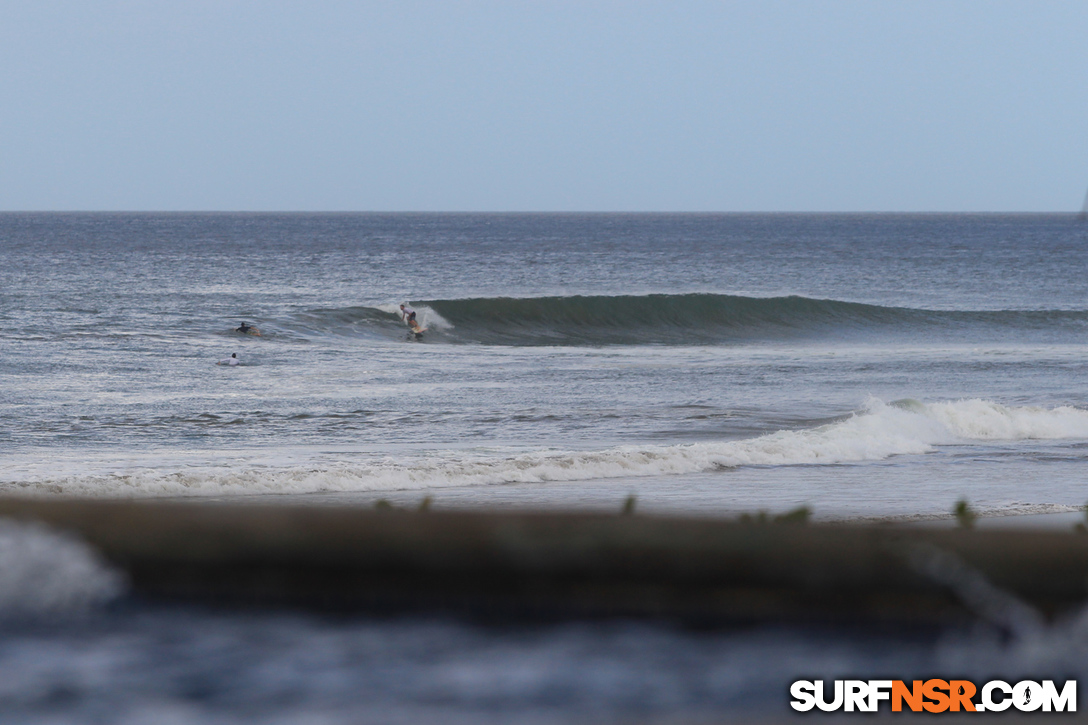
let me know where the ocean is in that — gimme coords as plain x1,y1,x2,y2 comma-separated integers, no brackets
3,212,1088,722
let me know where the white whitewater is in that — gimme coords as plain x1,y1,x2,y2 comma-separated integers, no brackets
9,399,1088,499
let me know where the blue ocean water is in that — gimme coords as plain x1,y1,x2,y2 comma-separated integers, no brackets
3,213,1088,721
4,212,1088,520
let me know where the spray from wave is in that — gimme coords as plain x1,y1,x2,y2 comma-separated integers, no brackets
374,303,452,331
8,399,1088,499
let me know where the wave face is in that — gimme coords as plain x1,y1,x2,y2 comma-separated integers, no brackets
424,294,874,344
10,399,1088,498
285,294,1088,345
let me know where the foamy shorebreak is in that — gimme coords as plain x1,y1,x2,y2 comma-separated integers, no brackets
8,399,1088,505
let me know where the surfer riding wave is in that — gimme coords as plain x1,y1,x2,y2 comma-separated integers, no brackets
400,303,426,336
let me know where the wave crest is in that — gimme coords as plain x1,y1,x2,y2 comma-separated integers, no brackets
281,294,1088,345
8,399,1088,498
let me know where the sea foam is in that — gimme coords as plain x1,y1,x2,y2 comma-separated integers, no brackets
375,303,452,331
8,399,1088,498
0,519,124,616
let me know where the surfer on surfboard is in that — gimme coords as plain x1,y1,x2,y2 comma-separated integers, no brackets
217,353,240,366
236,322,260,336
400,303,426,338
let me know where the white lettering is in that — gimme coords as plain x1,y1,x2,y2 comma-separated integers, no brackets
981,681,1012,712
867,680,892,711
1042,680,1076,712
793,678,1076,713
1014,680,1043,712
789,680,816,712
815,680,844,712
844,680,870,712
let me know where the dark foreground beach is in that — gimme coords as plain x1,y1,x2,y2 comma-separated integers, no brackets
3,497,1086,721
4,496,1085,625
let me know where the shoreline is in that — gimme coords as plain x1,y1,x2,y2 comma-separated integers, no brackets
124,489,1088,530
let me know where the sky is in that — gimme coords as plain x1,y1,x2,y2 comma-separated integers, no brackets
1,0,1086,212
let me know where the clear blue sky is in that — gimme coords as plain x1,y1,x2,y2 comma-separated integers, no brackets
1,1,1086,211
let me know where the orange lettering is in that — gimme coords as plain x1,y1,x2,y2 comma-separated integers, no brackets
892,680,924,712
922,679,950,713
948,680,976,712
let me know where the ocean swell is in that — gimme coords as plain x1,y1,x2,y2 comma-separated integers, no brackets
285,294,1088,345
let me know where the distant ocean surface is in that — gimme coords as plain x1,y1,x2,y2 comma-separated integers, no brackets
4,213,1088,722
4,212,1088,521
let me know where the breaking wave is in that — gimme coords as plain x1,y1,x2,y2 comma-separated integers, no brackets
282,294,1088,345
8,399,1088,498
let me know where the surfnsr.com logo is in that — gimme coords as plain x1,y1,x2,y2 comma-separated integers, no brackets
790,679,1076,713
